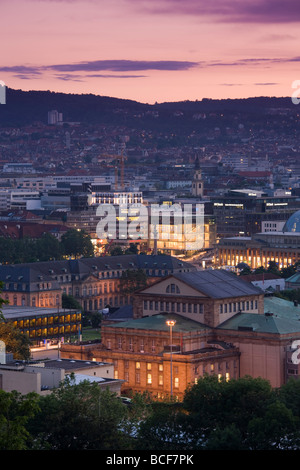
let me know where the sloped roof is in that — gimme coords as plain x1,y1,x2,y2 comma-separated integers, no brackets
264,296,300,321
171,269,263,299
217,311,300,335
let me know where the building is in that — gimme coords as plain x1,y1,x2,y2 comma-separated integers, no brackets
0,357,122,396
61,274,300,398
211,189,300,238
1,305,81,345
62,312,241,400
216,210,300,270
0,265,62,309
0,255,195,313
61,270,267,399
191,158,204,198
48,110,63,125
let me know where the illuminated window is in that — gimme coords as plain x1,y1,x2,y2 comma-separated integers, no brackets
147,373,152,385
136,362,140,369
174,377,179,388
147,363,152,370
226,372,230,382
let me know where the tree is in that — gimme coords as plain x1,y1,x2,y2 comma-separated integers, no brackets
182,375,276,449
0,321,32,360
61,229,94,259
27,375,133,450
62,293,82,310
119,269,148,295
110,245,124,256
0,390,40,450
247,400,299,450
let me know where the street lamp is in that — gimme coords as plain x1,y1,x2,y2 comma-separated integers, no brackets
166,319,176,397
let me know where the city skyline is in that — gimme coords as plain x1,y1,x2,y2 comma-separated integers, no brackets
1,0,300,103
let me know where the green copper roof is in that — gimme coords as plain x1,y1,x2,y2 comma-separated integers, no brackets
285,272,300,283
218,311,300,334
104,313,209,332
264,296,300,321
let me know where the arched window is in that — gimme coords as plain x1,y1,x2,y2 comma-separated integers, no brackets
166,283,180,294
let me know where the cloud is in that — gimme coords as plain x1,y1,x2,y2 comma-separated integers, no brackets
128,0,300,23
0,65,42,75
48,59,199,72
254,82,279,86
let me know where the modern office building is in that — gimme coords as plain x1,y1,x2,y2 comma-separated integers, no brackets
211,189,300,238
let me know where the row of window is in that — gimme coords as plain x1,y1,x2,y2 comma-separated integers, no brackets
219,299,258,314
13,313,81,328
144,299,204,314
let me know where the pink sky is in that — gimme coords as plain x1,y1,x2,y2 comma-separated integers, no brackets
1,0,300,103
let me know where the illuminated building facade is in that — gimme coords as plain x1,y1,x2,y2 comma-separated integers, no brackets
2,305,81,345
212,189,300,238
216,211,300,270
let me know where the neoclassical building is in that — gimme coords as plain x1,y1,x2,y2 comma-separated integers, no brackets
0,254,194,312
61,269,300,399
216,210,300,270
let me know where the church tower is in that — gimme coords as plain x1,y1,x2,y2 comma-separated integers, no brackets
192,156,204,197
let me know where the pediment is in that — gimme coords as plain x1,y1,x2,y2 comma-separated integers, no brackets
139,276,208,298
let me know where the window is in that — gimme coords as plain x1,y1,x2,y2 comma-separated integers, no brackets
166,283,180,294
147,363,152,370
136,361,140,369
159,375,163,385
174,377,179,388
147,373,152,385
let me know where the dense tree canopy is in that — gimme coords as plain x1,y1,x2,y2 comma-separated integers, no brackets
2,374,300,450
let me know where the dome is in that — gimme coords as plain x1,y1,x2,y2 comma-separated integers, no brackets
283,210,300,233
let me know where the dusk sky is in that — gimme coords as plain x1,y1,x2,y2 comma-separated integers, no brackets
1,0,300,103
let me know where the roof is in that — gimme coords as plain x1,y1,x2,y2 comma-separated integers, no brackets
0,254,195,284
2,305,78,320
286,272,300,283
240,273,281,282
218,311,300,335
264,296,300,321
43,358,110,371
171,269,263,299
0,265,61,291
104,313,209,332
